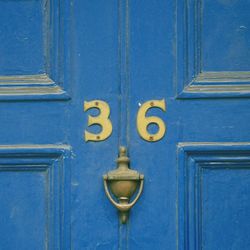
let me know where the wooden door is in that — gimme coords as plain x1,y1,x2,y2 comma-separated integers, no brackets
0,1,250,250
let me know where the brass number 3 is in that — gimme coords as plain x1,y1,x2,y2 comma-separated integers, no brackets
137,99,166,142
84,100,113,142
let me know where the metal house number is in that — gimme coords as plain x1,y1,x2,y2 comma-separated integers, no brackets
84,99,166,142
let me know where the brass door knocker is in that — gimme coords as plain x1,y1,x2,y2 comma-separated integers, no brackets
103,147,144,223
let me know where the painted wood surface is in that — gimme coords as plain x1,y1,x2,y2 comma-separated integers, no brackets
0,0,249,249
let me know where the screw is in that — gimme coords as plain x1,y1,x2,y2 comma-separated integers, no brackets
149,136,154,141
150,101,154,107
96,136,100,140
95,101,99,106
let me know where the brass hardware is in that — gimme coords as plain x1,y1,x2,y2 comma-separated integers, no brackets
137,99,166,142
103,147,144,223
84,100,112,142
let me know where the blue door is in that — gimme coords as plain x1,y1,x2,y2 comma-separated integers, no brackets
0,0,250,249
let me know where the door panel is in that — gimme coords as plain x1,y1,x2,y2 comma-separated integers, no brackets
178,144,250,249
0,146,70,250
177,0,250,98
129,0,250,249
202,0,250,71
0,0,44,75
0,0,69,100
0,0,250,250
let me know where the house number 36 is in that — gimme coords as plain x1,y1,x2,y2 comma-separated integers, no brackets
84,99,166,142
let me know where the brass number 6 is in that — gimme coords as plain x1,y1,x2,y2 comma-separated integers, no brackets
137,99,166,142
84,100,113,142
